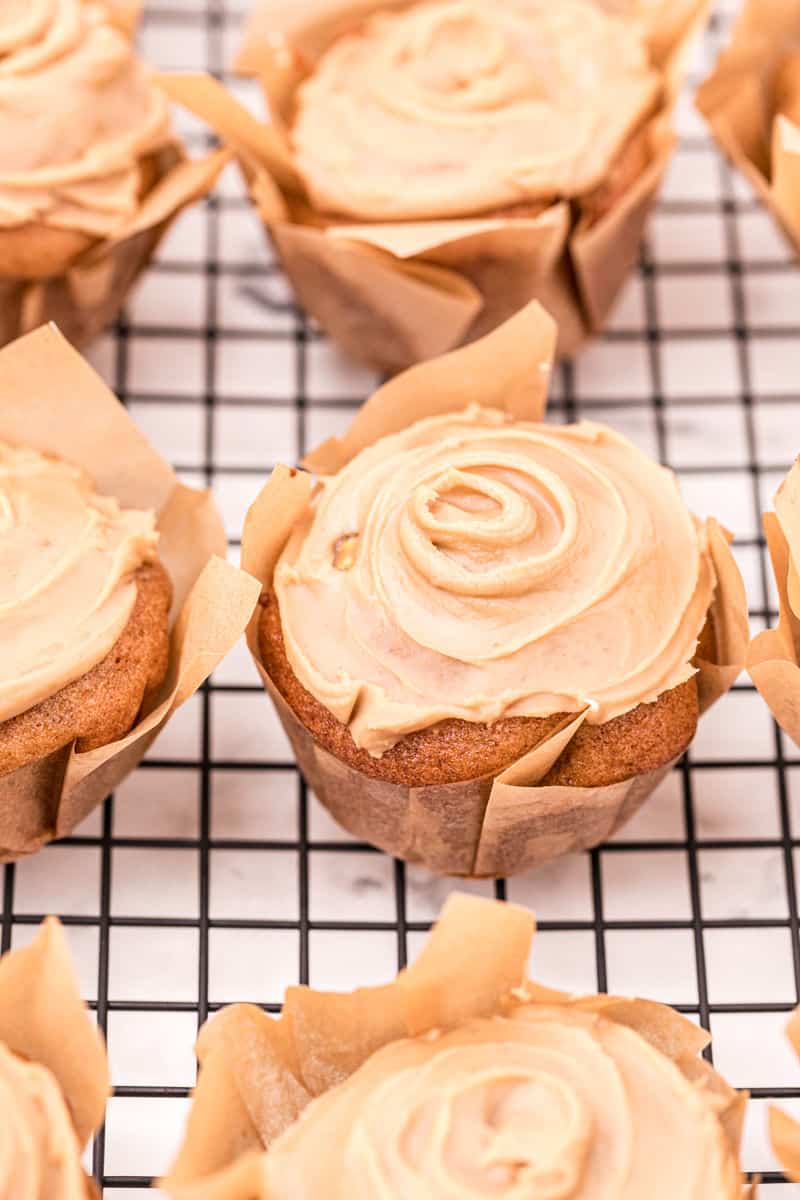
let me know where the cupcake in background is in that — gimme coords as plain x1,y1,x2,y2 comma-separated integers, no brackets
747,460,800,747
162,894,747,1199
241,302,749,878
161,0,710,372
0,917,110,1198
698,0,800,254
0,0,227,348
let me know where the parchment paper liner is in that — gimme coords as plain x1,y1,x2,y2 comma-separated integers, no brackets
240,302,750,878
747,460,800,747
154,0,710,373
0,86,229,350
0,324,262,862
161,892,747,1198
697,0,800,254
0,916,110,1198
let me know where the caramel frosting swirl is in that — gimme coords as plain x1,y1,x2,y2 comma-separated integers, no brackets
261,1005,741,1198
0,0,172,235
275,406,716,755
290,0,660,221
0,1043,87,1200
0,442,159,724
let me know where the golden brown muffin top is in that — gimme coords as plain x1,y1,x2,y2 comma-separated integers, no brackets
0,441,159,723
0,0,172,236
290,0,659,221
275,406,717,756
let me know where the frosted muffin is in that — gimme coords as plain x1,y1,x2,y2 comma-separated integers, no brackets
243,303,749,876
0,0,224,346
163,0,709,370
0,917,110,1198
0,442,170,775
0,322,261,862
747,460,800,747
261,408,714,783
698,0,800,254
163,894,747,1199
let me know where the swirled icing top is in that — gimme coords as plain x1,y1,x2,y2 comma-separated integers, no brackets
0,0,172,235
275,406,716,755
0,442,159,725
261,1004,741,1198
290,0,660,220
0,1043,87,1200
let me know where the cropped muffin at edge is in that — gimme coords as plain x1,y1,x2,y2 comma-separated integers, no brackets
0,441,171,776
260,407,719,790
162,895,747,1199
0,0,172,275
0,917,110,1199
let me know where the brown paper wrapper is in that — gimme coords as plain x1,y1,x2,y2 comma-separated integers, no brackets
0,110,229,350
156,0,710,373
0,324,262,861
161,893,747,1199
0,916,110,1196
697,0,800,253
239,302,749,878
747,461,800,747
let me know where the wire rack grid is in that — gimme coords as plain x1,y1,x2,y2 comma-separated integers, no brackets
2,0,800,1194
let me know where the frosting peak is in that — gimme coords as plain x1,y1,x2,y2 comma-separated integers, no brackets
262,1006,740,1198
275,406,715,755
290,0,660,220
0,442,159,724
0,1043,87,1200
0,0,172,235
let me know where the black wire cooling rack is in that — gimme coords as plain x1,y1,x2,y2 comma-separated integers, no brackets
2,0,800,1193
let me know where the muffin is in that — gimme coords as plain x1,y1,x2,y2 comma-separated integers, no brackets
164,0,709,372
0,0,227,348
242,302,749,877
0,917,110,1198
747,459,800,747
698,0,800,253
0,322,261,861
770,1007,800,1182
163,893,747,1198
0,442,170,776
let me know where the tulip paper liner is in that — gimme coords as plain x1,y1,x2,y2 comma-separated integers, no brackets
155,0,711,374
0,324,262,862
0,917,110,1198
697,0,800,255
161,892,748,1199
239,301,750,878
747,460,800,747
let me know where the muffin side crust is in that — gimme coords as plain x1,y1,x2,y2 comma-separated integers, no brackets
259,587,703,789
0,560,171,777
